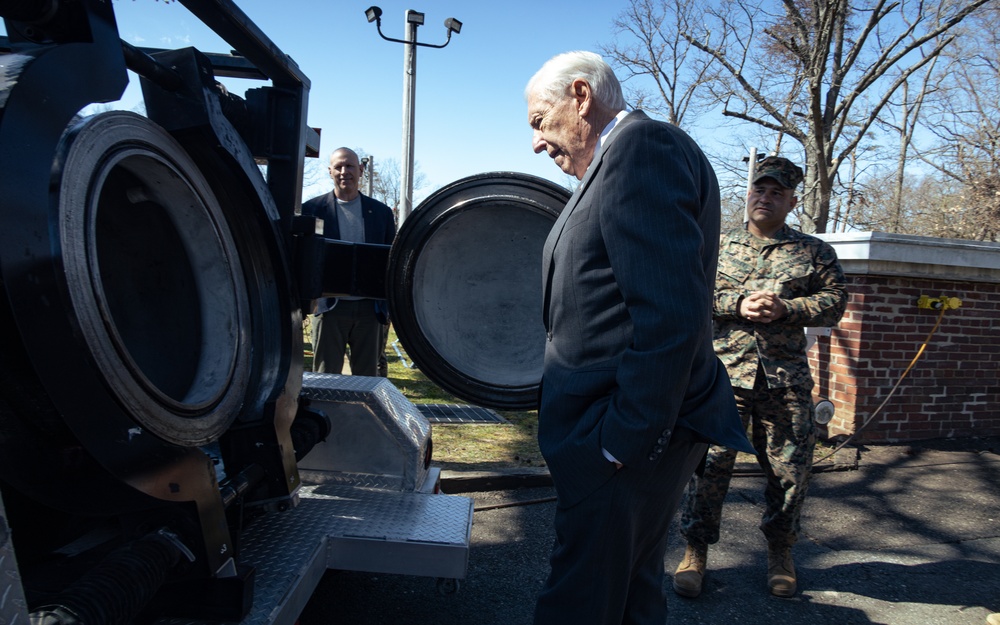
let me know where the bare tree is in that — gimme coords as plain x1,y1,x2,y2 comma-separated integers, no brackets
600,0,718,127
619,0,991,233
840,166,948,234
832,59,941,237
720,191,749,231
300,156,332,201
873,53,942,232
361,155,426,216
915,5,1000,241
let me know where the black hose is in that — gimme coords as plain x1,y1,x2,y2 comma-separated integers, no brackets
290,406,332,462
29,529,187,625
120,40,185,92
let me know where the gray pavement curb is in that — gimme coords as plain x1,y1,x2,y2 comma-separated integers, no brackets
439,446,863,494
441,467,552,493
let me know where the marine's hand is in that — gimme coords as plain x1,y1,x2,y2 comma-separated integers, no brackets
740,290,787,323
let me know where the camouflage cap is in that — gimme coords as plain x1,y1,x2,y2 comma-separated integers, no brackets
752,156,804,190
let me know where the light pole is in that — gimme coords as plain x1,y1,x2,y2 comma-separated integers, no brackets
367,155,375,197
364,6,462,225
360,156,375,197
742,149,764,223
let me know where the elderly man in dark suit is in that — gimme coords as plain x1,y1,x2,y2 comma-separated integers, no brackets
302,147,396,376
525,51,753,625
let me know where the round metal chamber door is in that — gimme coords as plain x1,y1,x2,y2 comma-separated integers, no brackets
388,172,569,410
53,111,256,446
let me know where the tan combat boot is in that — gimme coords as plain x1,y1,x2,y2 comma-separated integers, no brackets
767,544,797,597
986,613,1000,625
673,543,708,598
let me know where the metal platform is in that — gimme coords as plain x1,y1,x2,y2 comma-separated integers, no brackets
418,403,508,424
156,485,473,625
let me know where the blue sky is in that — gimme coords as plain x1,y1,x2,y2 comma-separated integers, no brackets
97,0,629,201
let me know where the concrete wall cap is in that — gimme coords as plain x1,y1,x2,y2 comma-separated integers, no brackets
817,232,1000,281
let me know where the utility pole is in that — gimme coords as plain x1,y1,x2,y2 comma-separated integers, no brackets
401,11,419,223
743,148,761,223
364,6,462,225
366,155,375,197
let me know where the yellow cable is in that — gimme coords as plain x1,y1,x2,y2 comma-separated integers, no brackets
814,305,948,465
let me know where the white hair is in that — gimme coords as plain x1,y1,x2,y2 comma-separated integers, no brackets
525,51,625,111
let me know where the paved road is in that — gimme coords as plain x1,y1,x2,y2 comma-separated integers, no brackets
297,440,1000,625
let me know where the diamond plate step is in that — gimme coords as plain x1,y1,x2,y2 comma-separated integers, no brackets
157,485,473,625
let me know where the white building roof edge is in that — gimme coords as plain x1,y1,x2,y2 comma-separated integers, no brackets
817,232,1000,282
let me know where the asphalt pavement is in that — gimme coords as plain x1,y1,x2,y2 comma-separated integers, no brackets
297,437,1000,625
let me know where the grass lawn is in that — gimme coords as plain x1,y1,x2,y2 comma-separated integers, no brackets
304,321,544,471
387,343,545,471
302,320,840,471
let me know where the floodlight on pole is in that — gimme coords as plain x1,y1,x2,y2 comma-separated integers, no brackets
363,6,462,224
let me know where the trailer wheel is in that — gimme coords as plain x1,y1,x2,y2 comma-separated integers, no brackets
436,577,461,596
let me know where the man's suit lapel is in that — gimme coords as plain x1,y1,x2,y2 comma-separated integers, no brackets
541,167,597,331
323,192,341,239
541,111,645,330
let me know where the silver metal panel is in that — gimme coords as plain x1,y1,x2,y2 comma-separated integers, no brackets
157,501,329,625
299,373,431,491
302,485,472,580
296,467,439,493
297,486,472,547
297,469,405,491
326,536,469,581
1,491,29,624
157,486,472,625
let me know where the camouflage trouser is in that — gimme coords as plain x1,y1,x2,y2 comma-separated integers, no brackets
679,379,816,549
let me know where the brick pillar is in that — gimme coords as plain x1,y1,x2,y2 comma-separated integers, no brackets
811,233,1000,443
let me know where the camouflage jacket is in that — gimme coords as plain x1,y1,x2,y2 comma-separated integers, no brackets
713,225,848,390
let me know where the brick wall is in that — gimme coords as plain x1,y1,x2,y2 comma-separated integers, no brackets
809,233,1000,443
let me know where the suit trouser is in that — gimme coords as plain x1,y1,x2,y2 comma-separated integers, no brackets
311,300,381,376
376,322,390,377
679,380,816,548
533,428,707,625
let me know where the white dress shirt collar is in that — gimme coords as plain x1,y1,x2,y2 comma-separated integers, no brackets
596,109,630,155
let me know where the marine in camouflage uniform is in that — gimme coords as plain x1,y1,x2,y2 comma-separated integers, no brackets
674,156,848,598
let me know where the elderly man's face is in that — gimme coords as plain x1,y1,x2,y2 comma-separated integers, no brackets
527,88,593,180
329,150,361,200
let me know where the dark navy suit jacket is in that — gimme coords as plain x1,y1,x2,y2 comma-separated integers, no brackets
539,110,753,507
301,191,396,245
302,191,396,315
